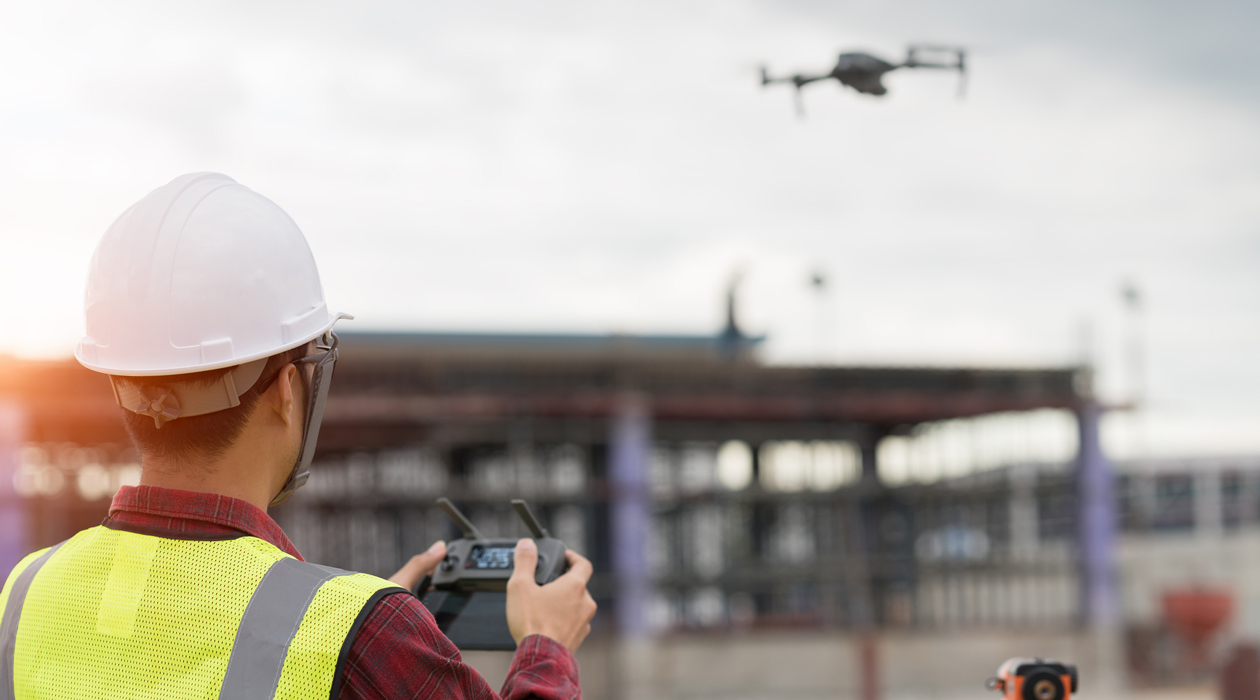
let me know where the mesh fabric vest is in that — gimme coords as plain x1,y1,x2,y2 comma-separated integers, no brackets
0,526,403,700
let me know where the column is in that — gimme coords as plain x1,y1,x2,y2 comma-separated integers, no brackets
858,428,881,483
0,400,27,578
1195,468,1223,539
1243,469,1260,527
853,425,885,700
1077,401,1119,626
1008,463,1038,562
1076,401,1124,691
1135,470,1158,531
609,395,655,700
609,394,652,638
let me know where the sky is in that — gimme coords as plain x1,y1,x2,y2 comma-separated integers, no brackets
0,0,1256,458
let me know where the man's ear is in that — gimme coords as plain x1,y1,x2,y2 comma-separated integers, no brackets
270,363,299,427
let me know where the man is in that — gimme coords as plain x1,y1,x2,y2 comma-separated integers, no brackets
0,173,597,699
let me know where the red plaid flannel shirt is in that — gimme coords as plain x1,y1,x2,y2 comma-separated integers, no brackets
106,485,582,700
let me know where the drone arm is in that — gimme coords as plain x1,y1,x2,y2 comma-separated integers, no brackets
761,74,826,87
899,61,959,70
791,74,831,87
898,54,967,99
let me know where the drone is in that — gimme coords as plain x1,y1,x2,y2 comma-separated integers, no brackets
761,45,966,117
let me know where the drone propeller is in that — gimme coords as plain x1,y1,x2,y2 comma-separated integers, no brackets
790,75,810,118
761,65,809,117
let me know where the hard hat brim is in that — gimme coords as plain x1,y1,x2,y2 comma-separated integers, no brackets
75,312,353,377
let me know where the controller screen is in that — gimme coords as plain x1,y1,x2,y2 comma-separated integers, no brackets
466,546,515,570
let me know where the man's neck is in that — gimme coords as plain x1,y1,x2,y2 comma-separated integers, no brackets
135,374,303,512
139,438,283,512
139,467,271,511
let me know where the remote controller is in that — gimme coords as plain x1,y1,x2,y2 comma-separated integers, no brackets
417,498,569,650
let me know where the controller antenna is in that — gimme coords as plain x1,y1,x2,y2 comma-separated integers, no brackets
437,497,484,540
511,499,551,539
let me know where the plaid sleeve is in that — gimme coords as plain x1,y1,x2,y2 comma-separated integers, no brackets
499,635,582,700
339,592,581,700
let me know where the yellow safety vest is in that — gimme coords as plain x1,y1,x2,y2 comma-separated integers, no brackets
0,525,403,700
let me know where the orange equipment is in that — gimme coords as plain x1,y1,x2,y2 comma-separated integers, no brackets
986,658,1078,700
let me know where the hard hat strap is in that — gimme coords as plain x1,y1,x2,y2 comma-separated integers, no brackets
269,331,339,507
110,359,269,429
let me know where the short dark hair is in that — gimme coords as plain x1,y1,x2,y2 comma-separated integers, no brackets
121,342,313,468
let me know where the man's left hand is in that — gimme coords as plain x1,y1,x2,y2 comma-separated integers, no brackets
388,541,446,592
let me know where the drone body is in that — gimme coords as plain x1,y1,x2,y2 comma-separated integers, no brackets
761,45,966,116
831,52,900,95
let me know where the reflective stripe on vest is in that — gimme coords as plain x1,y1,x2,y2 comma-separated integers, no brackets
1,543,65,700
219,559,356,699
0,527,402,700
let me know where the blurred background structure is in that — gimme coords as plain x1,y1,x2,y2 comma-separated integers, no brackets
1,1,1259,699
3,313,1259,699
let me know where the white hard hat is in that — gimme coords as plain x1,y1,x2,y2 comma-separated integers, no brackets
76,172,347,377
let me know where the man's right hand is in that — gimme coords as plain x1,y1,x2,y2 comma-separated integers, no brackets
505,538,597,653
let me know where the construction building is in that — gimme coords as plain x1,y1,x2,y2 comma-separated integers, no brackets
4,324,1251,698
